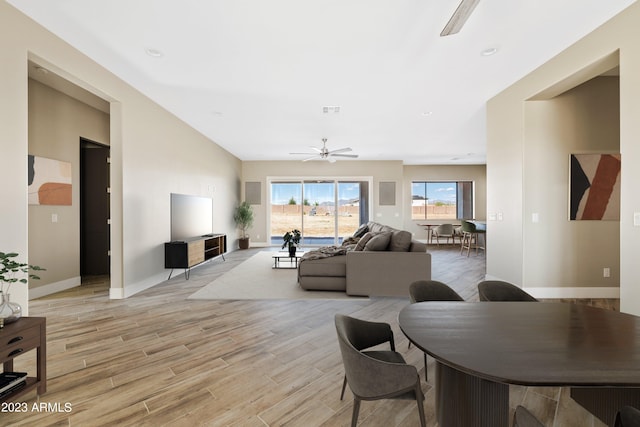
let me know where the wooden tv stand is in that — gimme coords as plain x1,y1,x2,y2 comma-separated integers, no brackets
164,233,226,280
1,317,46,403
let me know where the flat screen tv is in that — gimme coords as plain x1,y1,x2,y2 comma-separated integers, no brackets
170,193,213,241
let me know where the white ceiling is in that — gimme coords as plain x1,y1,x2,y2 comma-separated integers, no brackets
10,0,635,164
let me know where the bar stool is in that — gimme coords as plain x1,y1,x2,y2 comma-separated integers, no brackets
460,220,484,256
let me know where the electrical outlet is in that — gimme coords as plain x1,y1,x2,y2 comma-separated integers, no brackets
603,267,610,278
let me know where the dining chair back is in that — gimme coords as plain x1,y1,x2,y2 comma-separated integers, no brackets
409,280,464,303
477,280,538,302
335,314,426,427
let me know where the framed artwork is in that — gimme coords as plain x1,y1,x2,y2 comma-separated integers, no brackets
28,155,72,205
569,153,620,220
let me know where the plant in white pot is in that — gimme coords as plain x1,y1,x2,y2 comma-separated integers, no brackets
0,252,44,327
233,201,254,249
282,229,301,257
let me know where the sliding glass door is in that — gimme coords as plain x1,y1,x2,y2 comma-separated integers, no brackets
270,179,369,247
301,181,335,245
270,182,302,246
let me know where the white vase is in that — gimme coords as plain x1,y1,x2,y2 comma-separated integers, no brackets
0,293,22,327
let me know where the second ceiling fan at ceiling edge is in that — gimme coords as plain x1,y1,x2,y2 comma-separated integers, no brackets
289,138,359,162
441,0,480,37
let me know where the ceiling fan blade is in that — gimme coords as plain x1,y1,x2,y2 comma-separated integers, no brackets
309,146,323,153
290,152,316,155
331,153,359,158
302,155,320,162
440,0,480,36
328,147,352,154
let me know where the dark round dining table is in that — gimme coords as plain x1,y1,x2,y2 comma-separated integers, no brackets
398,301,640,427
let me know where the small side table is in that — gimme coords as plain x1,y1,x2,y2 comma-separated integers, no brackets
272,252,305,269
1,317,46,402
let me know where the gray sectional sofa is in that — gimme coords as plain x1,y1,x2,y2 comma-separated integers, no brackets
297,221,431,297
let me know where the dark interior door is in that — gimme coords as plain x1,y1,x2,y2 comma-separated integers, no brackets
81,140,110,276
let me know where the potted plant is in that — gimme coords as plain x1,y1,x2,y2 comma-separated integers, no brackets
0,252,44,326
282,229,301,257
233,201,254,249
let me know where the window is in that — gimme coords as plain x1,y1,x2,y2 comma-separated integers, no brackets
411,181,473,220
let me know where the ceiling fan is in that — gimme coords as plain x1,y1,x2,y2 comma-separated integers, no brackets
290,138,359,163
441,0,480,36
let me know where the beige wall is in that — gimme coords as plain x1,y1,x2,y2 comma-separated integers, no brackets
487,2,640,313
242,161,486,245
28,79,110,292
1,1,242,307
523,77,619,289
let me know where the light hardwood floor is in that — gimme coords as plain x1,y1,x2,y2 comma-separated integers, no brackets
5,246,617,426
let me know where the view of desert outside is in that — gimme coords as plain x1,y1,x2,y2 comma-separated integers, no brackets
271,204,359,243
269,181,458,245
411,205,457,220
271,204,457,244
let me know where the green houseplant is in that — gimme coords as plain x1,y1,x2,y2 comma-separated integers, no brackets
282,229,301,256
233,201,254,249
0,252,45,326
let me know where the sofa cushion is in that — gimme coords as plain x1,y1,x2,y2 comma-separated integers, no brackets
389,230,412,252
364,231,392,251
354,232,377,251
298,255,346,277
367,222,387,233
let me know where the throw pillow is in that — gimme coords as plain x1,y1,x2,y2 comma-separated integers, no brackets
354,231,377,251
353,223,369,238
389,230,412,252
364,231,392,251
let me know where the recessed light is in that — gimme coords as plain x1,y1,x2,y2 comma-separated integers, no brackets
421,111,433,117
481,47,498,57
145,47,163,58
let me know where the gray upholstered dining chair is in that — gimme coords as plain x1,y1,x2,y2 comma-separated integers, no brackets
409,280,464,380
431,223,455,245
477,280,538,302
616,406,640,427
336,314,396,401
335,314,426,427
513,405,545,427
410,280,464,303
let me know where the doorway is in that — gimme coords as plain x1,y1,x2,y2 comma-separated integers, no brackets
80,138,110,277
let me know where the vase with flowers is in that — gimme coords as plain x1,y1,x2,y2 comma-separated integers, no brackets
0,252,44,327
282,229,301,257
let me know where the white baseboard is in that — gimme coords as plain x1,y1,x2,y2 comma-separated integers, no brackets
29,276,81,300
109,271,169,299
525,286,620,299
482,274,619,299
